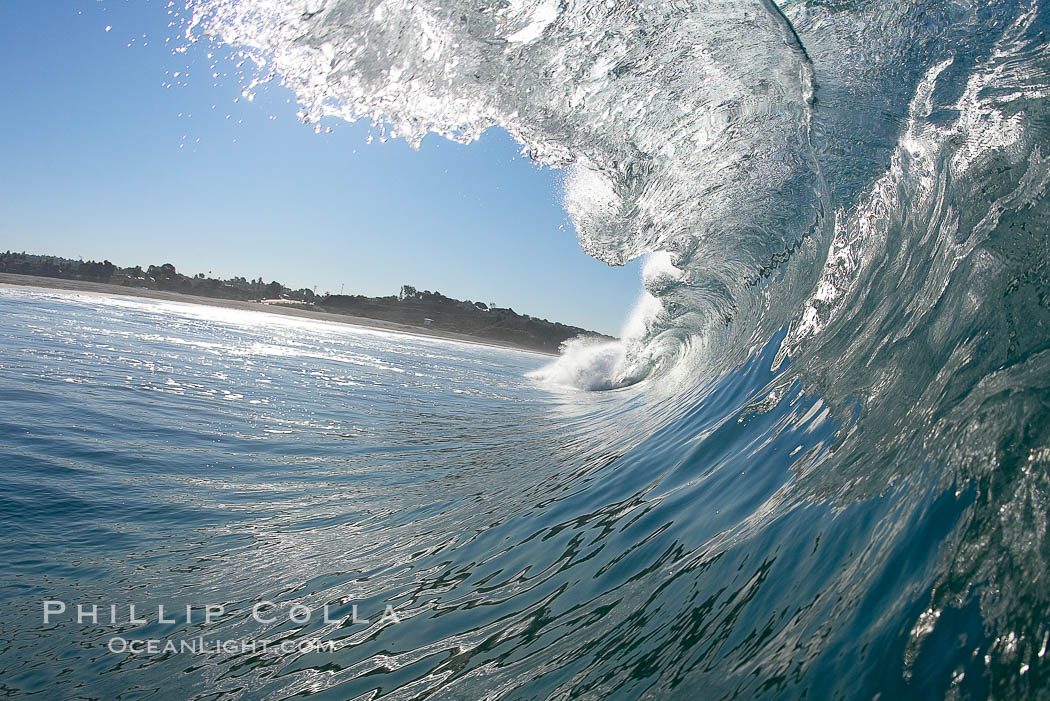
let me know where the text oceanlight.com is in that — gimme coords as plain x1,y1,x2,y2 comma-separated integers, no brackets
108,637,342,655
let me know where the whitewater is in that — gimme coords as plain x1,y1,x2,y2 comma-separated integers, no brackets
1,0,1049,698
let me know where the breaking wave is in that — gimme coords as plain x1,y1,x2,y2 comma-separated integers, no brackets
183,0,1050,696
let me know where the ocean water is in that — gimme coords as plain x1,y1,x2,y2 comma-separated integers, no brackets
0,278,1040,700
5,0,1050,697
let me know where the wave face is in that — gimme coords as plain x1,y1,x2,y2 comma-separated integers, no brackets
185,0,1050,697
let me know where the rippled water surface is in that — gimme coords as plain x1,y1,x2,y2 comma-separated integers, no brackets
3,283,1045,700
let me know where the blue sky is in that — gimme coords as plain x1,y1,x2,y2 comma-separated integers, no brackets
0,1,640,335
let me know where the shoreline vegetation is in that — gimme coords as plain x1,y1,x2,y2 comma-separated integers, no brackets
0,252,613,355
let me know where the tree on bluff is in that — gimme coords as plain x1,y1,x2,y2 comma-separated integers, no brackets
147,263,178,280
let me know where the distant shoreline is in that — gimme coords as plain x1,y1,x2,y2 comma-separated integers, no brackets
0,273,558,357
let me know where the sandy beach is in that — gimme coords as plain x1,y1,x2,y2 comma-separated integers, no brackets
0,273,556,356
